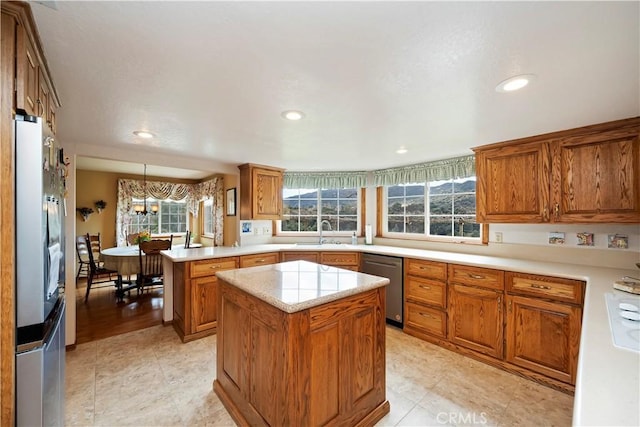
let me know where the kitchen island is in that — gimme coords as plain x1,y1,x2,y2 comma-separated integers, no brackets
213,260,390,427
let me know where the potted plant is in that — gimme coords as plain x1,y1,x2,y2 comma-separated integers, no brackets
77,207,94,222
94,200,107,213
134,230,151,244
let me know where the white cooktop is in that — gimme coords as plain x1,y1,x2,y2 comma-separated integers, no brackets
605,291,640,353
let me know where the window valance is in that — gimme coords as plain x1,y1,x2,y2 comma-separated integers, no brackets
115,177,224,246
372,155,475,186
284,171,368,189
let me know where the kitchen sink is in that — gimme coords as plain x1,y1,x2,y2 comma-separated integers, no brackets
605,292,640,353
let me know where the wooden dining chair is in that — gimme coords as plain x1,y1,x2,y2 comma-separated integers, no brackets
75,235,90,280
137,239,171,293
84,234,118,302
87,233,103,266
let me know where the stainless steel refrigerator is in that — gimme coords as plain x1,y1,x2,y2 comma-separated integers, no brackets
14,114,66,427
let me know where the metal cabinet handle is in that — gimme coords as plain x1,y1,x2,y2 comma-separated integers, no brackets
209,265,221,269
508,300,512,313
467,273,485,280
418,285,431,290
418,312,434,319
530,283,552,290
554,203,560,218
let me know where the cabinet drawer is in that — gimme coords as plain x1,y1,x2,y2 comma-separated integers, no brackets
506,272,585,305
448,264,504,291
405,277,446,309
239,252,280,268
320,251,359,266
405,302,446,338
405,258,447,280
281,251,320,263
190,257,238,278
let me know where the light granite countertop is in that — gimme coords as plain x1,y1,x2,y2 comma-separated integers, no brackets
161,243,640,426
215,260,389,313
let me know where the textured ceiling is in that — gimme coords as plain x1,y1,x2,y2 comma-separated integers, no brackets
31,1,639,177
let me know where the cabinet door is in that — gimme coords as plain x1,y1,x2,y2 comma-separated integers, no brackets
37,68,49,119
253,167,282,219
551,127,640,223
475,141,550,223
506,295,581,384
16,25,38,116
191,276,218,333
448,284,503,358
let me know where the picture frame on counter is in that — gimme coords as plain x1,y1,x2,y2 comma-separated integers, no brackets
226,188,236,216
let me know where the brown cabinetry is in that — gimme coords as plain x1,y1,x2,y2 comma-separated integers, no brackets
280,251,360,270
505,272,584,385
550,127,640,222
321,251,360,270
12,8,59,135
238,163,284,220
281,251,320,263
447,265,504,358
239,252,280,268
404,259,448,339
172,257,239,342
474,118,640,223
215,280,388,426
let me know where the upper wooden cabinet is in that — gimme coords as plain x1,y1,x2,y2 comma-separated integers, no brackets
474,117,640,223
4,2,60,135
238,163,284,220
551,126,639,222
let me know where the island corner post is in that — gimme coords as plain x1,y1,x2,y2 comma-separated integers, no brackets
213,263,390,427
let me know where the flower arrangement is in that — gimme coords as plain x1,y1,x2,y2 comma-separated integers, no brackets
76,207,94,222
134,230,151,244
94,200,107,213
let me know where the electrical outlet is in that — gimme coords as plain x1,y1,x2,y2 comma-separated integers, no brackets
494,232,503,243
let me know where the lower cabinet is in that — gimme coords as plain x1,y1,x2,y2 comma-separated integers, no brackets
448,283,503,358
404,262,583,392
239,252,280,268
447,264,505,359
505,272,584,385
403,258,448,340
172,256,239,342
281,251,360,270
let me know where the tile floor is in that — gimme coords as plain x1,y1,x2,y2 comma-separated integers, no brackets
66,325,573,426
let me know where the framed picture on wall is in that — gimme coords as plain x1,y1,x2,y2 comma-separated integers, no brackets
226,188,236,216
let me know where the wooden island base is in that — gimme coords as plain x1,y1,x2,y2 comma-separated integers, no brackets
214,278,389,427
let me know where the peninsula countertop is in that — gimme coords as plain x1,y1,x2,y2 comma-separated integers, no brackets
215,260,389,313
161,243,640,426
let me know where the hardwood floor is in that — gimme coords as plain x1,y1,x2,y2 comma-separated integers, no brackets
75,278,164,345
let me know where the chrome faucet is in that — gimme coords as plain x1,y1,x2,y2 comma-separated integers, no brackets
319,219,332,244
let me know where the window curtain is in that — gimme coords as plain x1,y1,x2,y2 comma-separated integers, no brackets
193,178,224,246
116,177,224,246
284,171,368,189
372,155,475,186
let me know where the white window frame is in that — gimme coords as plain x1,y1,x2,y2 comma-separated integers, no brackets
129,197,189,237
277,188,361,236
382,176,482,243
202,198,215,238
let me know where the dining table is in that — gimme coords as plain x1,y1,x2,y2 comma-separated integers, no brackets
101,243,202,300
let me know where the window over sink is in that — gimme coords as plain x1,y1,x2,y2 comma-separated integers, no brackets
278,188,360,234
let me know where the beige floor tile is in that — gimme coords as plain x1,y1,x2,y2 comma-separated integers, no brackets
66,324,574,427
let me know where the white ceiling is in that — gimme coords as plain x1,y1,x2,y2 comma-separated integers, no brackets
30,1,639,177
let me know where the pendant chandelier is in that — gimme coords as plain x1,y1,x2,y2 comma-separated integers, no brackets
133,164,158,216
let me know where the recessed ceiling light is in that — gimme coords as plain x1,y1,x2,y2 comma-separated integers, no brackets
133,130,155,138
396,147,408,154
281,110,305,121
495,74,536,93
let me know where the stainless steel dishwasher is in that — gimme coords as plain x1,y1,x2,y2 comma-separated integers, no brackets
361,253,404,327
